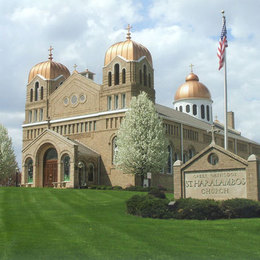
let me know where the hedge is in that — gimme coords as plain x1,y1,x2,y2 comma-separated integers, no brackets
126,195,260,220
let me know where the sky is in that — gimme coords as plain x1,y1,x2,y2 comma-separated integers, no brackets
1,0,260,168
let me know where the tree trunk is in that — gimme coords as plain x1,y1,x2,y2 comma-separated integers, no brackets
140,174,144,187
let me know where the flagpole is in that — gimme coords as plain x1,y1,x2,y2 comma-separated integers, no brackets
222,10,228,150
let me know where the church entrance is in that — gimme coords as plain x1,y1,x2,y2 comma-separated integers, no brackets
43,148,58,187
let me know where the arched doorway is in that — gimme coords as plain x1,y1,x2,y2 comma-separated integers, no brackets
43,148,58,187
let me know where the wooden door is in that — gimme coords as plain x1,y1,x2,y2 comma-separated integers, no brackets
43,159,57,187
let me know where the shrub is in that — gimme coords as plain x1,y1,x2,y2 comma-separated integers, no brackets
221,199,260,218
126,195,260,220
148,188,166,199
88,185,97,189
126,195,171,219
126,195,146,215
172,198,224,220
113,186,123,190
125,186,150,192
139,197,171,218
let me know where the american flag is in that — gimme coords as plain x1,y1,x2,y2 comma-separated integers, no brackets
217,17,228,70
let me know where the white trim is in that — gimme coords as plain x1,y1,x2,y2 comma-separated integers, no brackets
28,74,65,84
103,55,148,67
22,109,128,128
22,121,48,127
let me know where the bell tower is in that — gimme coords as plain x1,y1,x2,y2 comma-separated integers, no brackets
101,25,155,112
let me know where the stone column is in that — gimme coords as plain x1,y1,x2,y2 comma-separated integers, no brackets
32,163,37,187
173,160,183,199
246,154,259,201
21,164,26,186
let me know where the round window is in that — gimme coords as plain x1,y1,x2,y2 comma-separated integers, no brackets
79,94,86,103
208,153,219,165
63,97,69,106
71,95,78,105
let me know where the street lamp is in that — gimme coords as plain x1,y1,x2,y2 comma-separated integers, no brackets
78,162,84,188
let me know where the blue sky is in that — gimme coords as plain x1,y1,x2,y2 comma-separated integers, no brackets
1,0,260,167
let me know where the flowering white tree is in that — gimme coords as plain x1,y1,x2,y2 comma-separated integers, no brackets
115,92,168,183
0,124,17,184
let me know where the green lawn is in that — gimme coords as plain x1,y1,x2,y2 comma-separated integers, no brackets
0,188,260,260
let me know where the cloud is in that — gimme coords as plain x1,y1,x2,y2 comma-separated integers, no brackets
1,0,260,167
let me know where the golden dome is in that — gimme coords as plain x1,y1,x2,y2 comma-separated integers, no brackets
174,73,211,101
28,47,70,83
104,30,153,66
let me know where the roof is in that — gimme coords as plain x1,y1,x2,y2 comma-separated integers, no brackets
155,103,260,145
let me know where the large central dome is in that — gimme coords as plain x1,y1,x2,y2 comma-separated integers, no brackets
104,29,153,66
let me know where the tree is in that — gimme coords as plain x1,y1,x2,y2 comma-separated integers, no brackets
115,92,168,183
0,124,17,185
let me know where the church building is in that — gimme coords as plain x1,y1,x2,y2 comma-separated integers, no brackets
21,27,260,190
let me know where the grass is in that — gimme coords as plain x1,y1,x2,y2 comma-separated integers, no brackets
0,188,260,260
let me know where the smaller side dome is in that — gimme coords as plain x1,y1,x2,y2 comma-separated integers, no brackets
174,73,211,101
28,47,70,83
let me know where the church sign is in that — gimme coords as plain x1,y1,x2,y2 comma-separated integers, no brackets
184,169,247,200
173,143,260,201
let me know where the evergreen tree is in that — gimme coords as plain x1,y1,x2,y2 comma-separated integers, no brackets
115,92,168,182
0,124,17,184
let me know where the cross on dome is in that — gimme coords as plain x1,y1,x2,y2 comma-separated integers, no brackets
48,46,54,61
126,24,132,40
73,64,78,71
189,64,194,73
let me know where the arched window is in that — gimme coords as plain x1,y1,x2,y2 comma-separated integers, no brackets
107,96,112,110
188,148,195,159
183,152,188,163
35,82,39,101
28,110,32,123
193,104,197,115
63,155,70,181
26,158,33,183
148,74,151,88
143,65,147,86
114,64,119,85
88,163,94,182
139,69,142,84
121,93,126,108
40,87,44,100
201,105,205,119
112,137,118,165
176,107,178,111
186,105,190,113
179,106,183,112
122,68,126,84
206,105,210,121
30,89,33,102
39,108,43,121
108,72,112,86
167,145,173,174
174,152,179,162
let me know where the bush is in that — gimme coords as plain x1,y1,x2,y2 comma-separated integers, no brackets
126,195,171,219
126,195,260,220
172,198,224,220
221,199,260,218
139,197,171,218
126,195,146,215
88,185,97,189
113,186,123,190
148,188,166,199
125,186,150,192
